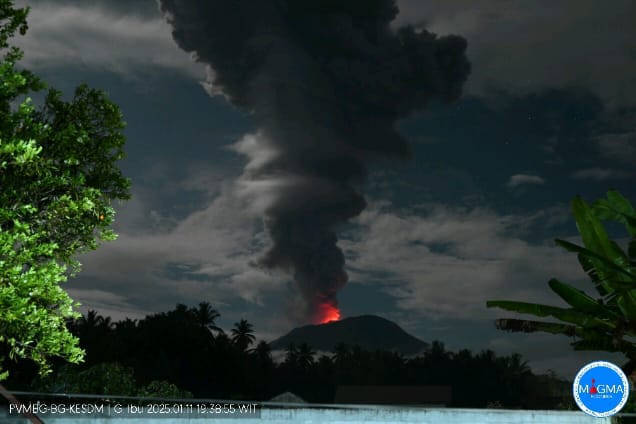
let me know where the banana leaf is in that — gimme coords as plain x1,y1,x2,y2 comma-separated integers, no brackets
555,239,635,283
571,338,624,353
572,196,630,266
592,190,636,237
578,253,613,297
548,278,620,319
486,300,615,330
570,330,636,356
617,293,636,321
494,318,578,336
488,191,636,362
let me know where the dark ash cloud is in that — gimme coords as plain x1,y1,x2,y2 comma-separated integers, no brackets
159,0,470,323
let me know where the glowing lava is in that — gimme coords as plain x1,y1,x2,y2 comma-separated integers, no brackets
315,302,341,324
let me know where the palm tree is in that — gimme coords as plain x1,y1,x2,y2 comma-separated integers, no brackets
171,303,191,322
317,354,333,369
284,343,299,367
214,332,232,350
115,318,137,332
191,302,223,334
75,310,112,365
487,191,636,375
333,342,350,365
251,340,272,362
231,319,255,351
78,310,100,331
98,316,113,331
77,310,112,337
504,353,531,378
296,343,316,369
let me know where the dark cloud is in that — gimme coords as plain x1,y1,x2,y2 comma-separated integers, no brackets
22,0,158,17
395,0,636,109
158,0,470,323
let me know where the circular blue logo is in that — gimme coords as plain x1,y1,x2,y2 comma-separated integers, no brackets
573,361,630,417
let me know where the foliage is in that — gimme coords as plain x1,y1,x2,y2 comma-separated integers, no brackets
137,380,193,399
487,190,636,373
3,305,571,408
231,319,255,352
36,362,137,396
0,0,130,379
35,361,192,399
33,361,193,399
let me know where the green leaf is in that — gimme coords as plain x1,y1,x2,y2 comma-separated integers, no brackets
577,252,615,298
0,0,130,380
493,318,579,336
548,278,618,318
555,239,635,285
629,239,636,262
486,300,614,330
592,190,636,237
617,293,636,321
572,196,629,267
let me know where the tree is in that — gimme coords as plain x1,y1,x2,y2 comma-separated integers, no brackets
190,302,223,334
296,343,316,370
137,380,193,399
251,340,272,363
231,319,255,352
0,1,130,379
487,191,636,374
333,342,350,365
283,343,299,368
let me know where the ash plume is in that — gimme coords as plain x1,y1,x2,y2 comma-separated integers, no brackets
158,0,470,323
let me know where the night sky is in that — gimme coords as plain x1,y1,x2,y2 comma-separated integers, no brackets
15,0,636,377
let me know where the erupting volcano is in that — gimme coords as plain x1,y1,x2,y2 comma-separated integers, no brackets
270,315,429,355
159,0,470,323
315,301,341,324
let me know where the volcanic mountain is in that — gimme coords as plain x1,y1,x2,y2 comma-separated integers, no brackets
269,315,428,355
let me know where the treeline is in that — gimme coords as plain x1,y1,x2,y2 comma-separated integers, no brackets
4,304,571,408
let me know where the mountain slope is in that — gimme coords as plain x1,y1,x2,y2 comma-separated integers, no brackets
269,315,428,355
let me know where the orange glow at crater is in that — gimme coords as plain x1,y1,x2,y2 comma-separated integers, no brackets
315,302,341,324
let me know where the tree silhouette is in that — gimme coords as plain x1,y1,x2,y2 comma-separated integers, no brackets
296,343,316,370
191,302,223,334
114,318,137,333
333,343,350,365
251,340,272,363
231,319,255,352
283,343,299,368
78,310,99,328
73,310,114,366
10,304,572,408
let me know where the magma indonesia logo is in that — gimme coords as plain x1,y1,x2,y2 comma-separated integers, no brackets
573,361,630,418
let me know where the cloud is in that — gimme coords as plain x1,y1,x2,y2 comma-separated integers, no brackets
506,174,545,188
395,0,636,109
571,167,633,181
69,174,284,319
66,184,602,373
596,131,636,167
13,1,204,78
65,288,149,322
342,201,583,320
158,0,470,324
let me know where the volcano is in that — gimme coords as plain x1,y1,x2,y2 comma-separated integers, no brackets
270,315,428,355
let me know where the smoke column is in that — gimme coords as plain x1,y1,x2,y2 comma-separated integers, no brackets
159,0,470,324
